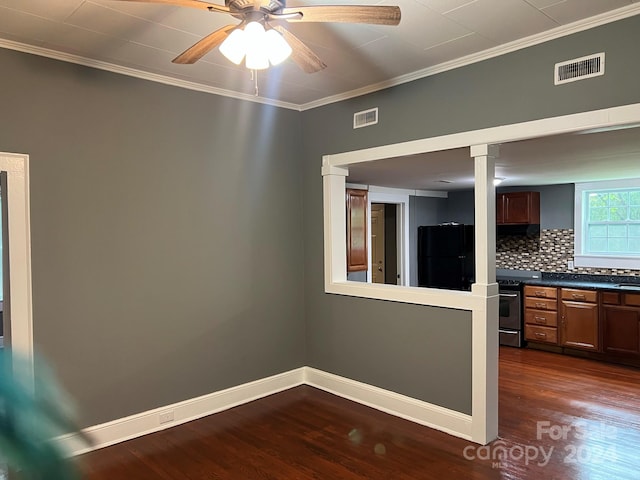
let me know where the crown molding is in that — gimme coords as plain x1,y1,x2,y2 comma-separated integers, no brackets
1,3,638,112
0,38,301,111
298,4,640,111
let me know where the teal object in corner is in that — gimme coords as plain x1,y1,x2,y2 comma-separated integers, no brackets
0,350,86,479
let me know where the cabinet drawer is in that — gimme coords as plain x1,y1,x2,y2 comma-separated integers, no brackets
625,293,640,307
524,286,557,299
525,310,558,327
561,288,597,303
525,325,558,344
601,291,621,305
525,297,557,311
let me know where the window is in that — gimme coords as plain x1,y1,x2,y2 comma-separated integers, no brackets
574,179,640,269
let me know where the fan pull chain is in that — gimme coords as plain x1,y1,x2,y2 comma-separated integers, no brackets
251,69,259,96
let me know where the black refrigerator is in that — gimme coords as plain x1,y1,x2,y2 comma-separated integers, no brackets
417,224,474,291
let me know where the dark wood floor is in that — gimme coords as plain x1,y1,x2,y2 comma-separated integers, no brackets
79,348,640,479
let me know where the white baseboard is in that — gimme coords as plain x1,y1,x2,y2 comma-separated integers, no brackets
304,367,472,441
57,367,305,456
56,366,472,456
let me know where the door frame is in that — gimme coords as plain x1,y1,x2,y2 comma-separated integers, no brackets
369,203,385,283
0,153,34,366
367,188,410,286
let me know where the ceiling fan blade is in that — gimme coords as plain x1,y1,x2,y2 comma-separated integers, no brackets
111,0,230,14
279,5,401,25
173,25,237,64
272,26,326,73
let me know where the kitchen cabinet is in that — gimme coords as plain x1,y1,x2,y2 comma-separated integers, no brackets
524,285,558,345
601,292,640,357
497,191,540,225
346,188,368,272
559,288,599,352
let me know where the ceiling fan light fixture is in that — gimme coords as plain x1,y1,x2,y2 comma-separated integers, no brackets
219,28,247,65
265,28,292,66
219,21,292,70
244,22,269,70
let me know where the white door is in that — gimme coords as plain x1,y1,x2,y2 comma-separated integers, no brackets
371,204,385,283
367,191,409,286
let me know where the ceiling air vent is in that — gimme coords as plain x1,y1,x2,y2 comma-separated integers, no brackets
554,52,605,85
353,107,378,129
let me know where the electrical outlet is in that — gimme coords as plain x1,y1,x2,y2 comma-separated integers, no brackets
159,411,175,424
568,260,574,270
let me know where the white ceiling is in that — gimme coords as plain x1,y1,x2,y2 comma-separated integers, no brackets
1,0,639,108
346,125,640,191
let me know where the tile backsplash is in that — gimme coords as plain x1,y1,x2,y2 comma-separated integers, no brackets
496,228,640,276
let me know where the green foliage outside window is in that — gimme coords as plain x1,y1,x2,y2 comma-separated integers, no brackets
585,189,640,255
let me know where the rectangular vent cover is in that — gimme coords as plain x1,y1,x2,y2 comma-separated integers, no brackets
555,53,604,85
353,107,378,129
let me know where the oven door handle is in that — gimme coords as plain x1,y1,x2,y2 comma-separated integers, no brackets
499,293,519,297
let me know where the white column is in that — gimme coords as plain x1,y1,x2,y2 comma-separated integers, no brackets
471,143,498,291
321,157,349,290
470,144,499,444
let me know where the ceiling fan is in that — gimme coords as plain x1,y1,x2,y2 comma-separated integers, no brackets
112,0,401,72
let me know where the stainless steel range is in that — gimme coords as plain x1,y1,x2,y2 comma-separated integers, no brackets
496,269,542,347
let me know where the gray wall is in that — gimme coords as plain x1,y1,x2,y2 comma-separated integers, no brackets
445,183,575,229
499,184,575,229
445,191,476,226
301,15,640,415
0,48,305,427
443,184,575,230
1,13,638,426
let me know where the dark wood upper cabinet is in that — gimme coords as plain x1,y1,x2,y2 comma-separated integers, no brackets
346,188,368,272
497,191,540,225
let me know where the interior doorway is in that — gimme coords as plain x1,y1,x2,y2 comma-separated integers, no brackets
367,189,409,286
0,153,33,361
371,203,399,284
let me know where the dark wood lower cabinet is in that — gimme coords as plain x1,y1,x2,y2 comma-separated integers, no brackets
525,287,640,367
602,305,640,356
559,300,599,351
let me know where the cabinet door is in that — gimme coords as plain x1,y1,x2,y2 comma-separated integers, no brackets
496,194,504,224
346,189,368,272
503,192,540,224
602,305,640,356
560,301,599,351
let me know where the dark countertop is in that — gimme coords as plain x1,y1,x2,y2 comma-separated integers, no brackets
524,273,640,292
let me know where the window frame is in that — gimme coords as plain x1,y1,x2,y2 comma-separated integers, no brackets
574,178,640,269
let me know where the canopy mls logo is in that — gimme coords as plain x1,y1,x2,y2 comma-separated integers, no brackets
463,420,618,469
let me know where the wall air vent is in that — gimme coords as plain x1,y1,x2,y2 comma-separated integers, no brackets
554,52,604,85
353,107,378,129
